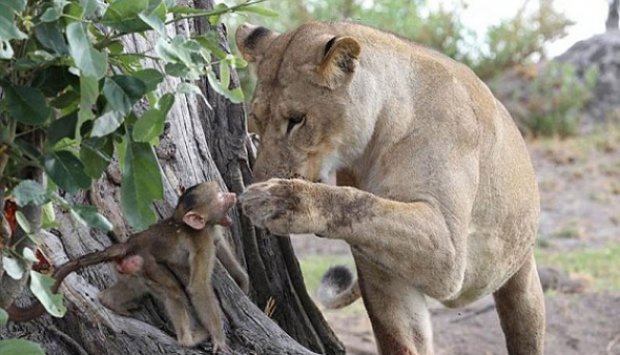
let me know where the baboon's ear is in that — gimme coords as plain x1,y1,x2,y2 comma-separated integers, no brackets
235,23,278,62
316,36,361,89
182,211,206,230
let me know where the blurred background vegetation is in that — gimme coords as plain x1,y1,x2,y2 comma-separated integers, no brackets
228,0,571,79
226,0,607,138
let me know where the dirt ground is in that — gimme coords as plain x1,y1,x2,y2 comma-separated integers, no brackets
291,135,620,355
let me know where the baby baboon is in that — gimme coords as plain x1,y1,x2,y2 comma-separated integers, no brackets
8,182,249,353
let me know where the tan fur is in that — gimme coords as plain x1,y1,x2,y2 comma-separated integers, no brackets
237,21,544,355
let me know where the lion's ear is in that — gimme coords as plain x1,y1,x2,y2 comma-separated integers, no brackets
235,23,278,62
316,36,361,89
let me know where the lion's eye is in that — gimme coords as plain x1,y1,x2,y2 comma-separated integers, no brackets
286,115,306,134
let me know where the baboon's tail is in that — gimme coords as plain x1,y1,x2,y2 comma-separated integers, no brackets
7,243,128,321
317,265,361,309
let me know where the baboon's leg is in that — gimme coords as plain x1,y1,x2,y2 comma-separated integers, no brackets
187,241,229,352
493,254,545,355
98,274,148,315
354,252,434,355
146,263,196,346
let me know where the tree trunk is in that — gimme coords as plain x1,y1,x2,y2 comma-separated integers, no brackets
607,0,619,31
342,0,355,19
0,1,344,354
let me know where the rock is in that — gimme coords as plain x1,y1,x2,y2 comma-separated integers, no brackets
538,266,589,294
491,31,620,135
556,30,620,124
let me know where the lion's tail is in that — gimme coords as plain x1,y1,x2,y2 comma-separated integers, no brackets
317,265,360,309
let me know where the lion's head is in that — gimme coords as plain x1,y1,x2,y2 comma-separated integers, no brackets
236,22,375,182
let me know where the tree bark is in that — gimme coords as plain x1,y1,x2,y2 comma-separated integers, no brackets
0,1,344,354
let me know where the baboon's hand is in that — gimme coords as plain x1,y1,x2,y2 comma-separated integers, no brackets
239,178,326,236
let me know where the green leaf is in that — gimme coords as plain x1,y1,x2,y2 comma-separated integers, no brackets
70,205,113,232
133,69,164,92
146,0,164,14
157,93,175,113
155,37,182,63
0,339,45,355
64,2,84,24
228,87,244,103
14,140,43,161
101,42,122,56
177,82,210,108
2,0,27,13
103,75,146,114
168,5,205,15
195,34,227,60
15,211,32,234
43,151,91,194
219,60,231,91
78,75,99,133
207,3,227,26
34,21,69,55
0,1,28,45
206,71,243,103
31,49,57,63
112,54,143,70
30,270,66,318
4,85,51,125
66,22,108,79
9,57,36,71
32,66,72,97
22,247,38,263
80,0,98,18
50,90,80,109
238,5,279,17
2,255,25,280
132,109,164,143
41,202,57,229
40,0,70,22
155,36,207,80
91,110,124,137
138,12,166,37
48,112,78,145
0,308,7,326
176,82,203,96
80,136,113,178
121,138,162,230
164,62,188,77
228,54,248,69
15,58,42,71
102,0,164,34
132,94,174,143
11,180,50,207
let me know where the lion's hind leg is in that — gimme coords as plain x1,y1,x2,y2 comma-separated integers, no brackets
355,255,434,355
493,254,545,355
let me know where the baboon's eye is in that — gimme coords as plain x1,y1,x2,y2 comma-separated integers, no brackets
286,114,306,134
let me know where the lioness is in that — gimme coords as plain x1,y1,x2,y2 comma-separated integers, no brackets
237,21,544,355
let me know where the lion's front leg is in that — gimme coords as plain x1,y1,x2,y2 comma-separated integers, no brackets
239,178,331,236
240,178,464,301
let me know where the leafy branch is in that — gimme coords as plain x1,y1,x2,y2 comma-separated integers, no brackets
0,1,274,348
